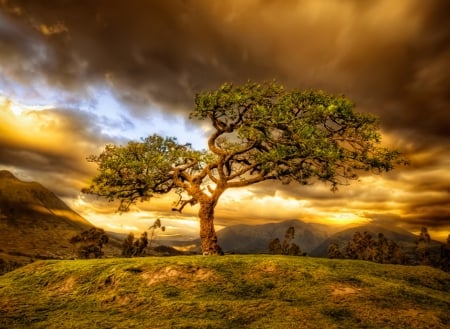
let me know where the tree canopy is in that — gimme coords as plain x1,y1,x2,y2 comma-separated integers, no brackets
84,81,406,254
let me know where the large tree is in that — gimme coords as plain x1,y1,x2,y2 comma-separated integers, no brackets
84,81,405,255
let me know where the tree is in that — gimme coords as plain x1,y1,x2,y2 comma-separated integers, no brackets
327,243,343,259
268,226,302,256
148,218,165,249
341,231,405,264
268,238,282,254
122,232,135,257
374,233,404,264
416,226,431,265
122,231,149,257
345,231,376,261
84,81,405,255
70,227,109,259
282,227,296,254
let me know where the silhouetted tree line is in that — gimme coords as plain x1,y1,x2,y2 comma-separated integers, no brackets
268,227,304,256
69,227,109,259
328,232,405,264
327,227,450,272
121,219,166,257
122,232,148,257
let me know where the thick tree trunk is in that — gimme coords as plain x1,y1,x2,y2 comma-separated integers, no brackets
198,200,223,255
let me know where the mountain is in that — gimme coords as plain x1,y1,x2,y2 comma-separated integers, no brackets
0,170,118,265
216,219,332,254
309,223,438,257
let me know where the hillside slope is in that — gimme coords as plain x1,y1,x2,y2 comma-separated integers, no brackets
0,170,100,262
0,255,449,328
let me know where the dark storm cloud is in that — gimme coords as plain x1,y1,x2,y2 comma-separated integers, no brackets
0,105,116,197
1,0,447,135
1,0,449,231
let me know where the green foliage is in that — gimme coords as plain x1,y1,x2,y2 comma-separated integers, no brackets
193,81,406,190
69,228,109,259
84,135,207,212
86,81,405,211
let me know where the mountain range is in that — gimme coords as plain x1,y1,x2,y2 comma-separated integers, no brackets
213,219,436,257
215,219,332,254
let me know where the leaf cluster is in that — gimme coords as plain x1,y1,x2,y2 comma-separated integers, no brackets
193,81,406,190
83,135,208,211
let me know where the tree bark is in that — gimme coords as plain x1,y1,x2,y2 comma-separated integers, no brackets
198,200,223,255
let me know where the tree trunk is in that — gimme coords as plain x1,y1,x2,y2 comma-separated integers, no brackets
198,200,223,255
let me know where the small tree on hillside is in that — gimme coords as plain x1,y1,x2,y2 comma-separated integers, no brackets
268,238,282,254
339,231,405,264
327,243,343,259
148,218,165,249
70,227,109,259
83,81,406,255
121,232,135,257
374,233,405,264
268,226,302,256
416,226,431,265
122,231,149,257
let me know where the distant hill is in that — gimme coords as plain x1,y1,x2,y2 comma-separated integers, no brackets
216,219,332,254
0,170,119,265
310,223,441,258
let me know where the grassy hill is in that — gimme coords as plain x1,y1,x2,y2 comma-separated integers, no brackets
1,255,449,328
0,170,121,269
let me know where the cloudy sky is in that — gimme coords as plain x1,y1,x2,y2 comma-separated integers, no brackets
1,0,449,241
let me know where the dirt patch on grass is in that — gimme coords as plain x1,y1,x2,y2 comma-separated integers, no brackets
141,266,216,285
331,285,361,296
48,276,76,295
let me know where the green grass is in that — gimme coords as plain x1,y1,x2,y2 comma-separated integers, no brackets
1,255,449,328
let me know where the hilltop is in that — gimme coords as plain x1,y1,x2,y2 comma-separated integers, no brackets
0,255,449,328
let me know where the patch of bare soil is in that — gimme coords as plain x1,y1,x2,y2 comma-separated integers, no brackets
59,276,76,293
331,286,361,296
141,266,216,286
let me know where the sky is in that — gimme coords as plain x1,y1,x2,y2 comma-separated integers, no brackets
0,0,449,241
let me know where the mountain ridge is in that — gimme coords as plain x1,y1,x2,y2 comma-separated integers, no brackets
216,218,332,254
0,170,99,264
